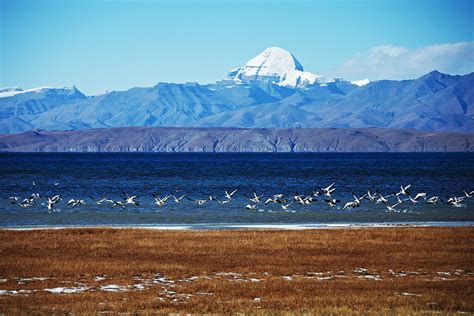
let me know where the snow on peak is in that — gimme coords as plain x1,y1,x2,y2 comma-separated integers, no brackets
350,79,371,87
228,47,330,88
0,86,82,98
245,47,305,73
0,87,23,97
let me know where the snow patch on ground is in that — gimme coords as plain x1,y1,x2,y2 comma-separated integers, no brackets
0,289,33,295
44,286,90,294
99,284,129,292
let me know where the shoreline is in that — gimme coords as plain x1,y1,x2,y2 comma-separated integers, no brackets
2,220,474,231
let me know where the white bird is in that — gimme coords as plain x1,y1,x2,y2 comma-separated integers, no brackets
68,199,86,207
302,196,315,205
20,199,35,208
294,194,305,205
9,196,21,204
446,196,465,207
112,201,126,209
293,192,303,201
18,195,36,208
386,202,401,212
187,197,209,205
171,194,186,203
324,198,340,207
398,184,412,196
343,201,358,209
122,191,139,206
413,192,427,201
281,202,293,211
90,196,113,205
217,199,231,205
264,197,276,205
462,189,474,198
353,192,366,204
265,195,287,205
426,196,442,204
244,190,264,203
322,182,335,192
224,189,238,200
367,190,377,203
46,195,61,211
343,192,366,209
321,183,336,197
50,194,61,203
375,192,390,205
246,204,257,210
406,195,422,204
153,194,171,207
294,194,312,205
14,194,40,208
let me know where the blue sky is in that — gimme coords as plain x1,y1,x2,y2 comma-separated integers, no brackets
1,0,473,95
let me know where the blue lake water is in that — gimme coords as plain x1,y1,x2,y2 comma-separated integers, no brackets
0,153,473,228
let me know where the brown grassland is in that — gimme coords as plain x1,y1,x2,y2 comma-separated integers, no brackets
0,227,473,314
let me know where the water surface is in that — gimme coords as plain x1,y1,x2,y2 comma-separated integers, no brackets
0,153,473,227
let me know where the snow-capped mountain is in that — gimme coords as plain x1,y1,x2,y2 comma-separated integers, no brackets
0,86,83,98
350,79,371,87
0,48,472,133
227,47,332,88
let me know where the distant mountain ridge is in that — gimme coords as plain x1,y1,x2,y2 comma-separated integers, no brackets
0,127,472,152
0,47,472,133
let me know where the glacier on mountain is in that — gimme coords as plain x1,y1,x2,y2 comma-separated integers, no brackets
227,47,332,88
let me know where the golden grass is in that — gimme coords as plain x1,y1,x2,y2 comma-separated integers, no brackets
0,227,473,314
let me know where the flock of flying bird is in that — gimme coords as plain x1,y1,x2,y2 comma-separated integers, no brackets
7,182,474,213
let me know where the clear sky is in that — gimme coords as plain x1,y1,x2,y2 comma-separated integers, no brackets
1,0,473,95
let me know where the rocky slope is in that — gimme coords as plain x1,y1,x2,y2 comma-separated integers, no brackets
0,127,472,152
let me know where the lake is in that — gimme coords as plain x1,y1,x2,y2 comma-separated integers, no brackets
0,153,473,228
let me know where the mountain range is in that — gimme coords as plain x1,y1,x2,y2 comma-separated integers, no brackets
0,47,473,134
1,127,472,152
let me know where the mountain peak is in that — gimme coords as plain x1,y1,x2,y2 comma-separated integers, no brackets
228,47,330,88
0,86,84,98
422,70,451,79
252,47,305,72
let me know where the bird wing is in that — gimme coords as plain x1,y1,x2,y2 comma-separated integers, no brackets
122,191,129,198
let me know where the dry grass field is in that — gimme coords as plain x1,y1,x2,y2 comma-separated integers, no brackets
0,227,473,314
